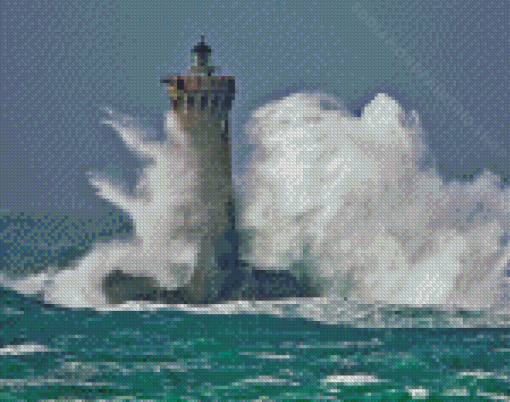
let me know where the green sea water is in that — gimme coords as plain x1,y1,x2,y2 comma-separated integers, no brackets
1,287,509,401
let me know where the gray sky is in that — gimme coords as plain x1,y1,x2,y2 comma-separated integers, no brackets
0,0,508,244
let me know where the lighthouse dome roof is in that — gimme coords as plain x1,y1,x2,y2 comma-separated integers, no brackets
192,36,212,54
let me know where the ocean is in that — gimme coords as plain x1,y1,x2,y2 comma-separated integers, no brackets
1,286,510,401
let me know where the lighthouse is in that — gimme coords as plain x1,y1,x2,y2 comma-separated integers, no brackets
160,36,236,303
161,35,235,150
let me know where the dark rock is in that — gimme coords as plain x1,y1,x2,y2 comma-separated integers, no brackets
102,269,161,305
101,265,319,306
228,269,320,301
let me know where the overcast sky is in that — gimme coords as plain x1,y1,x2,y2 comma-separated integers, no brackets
0,0,508,237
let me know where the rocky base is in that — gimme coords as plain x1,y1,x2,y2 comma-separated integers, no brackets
102,265,320,306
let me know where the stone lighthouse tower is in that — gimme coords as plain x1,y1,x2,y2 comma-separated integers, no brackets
160,36,236,303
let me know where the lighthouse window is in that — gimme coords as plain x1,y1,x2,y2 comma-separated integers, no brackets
188,96,194,107
177,79,184,90
211,97,218,108
201,96,208,108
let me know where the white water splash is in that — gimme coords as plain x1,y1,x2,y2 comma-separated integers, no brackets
36,108,230,308
238,92,510,310
4,92,510,311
